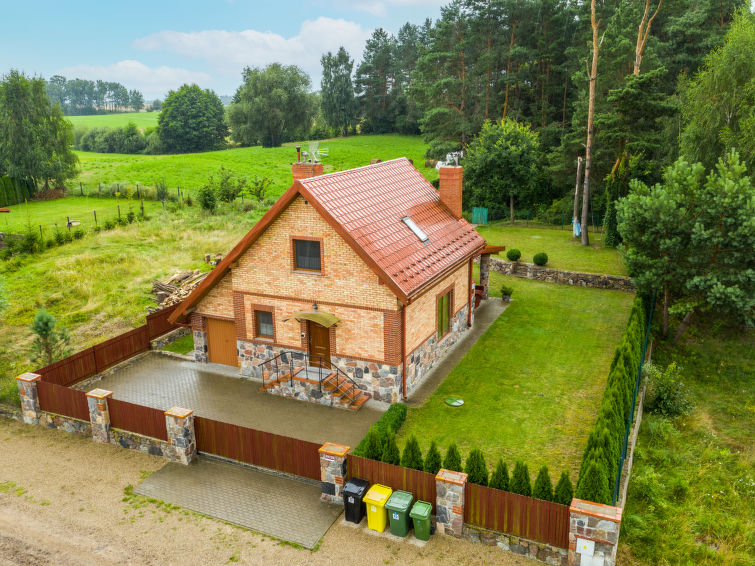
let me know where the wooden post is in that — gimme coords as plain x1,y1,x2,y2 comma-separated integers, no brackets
94,210,97,225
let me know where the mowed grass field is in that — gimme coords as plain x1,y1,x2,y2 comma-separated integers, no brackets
67,111,160,131
397,271,634,476
72,135,438,198
476,222,627,276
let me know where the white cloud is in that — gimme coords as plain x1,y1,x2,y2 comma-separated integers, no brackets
133,17,372,89
56,60,211,99
349,0,446,16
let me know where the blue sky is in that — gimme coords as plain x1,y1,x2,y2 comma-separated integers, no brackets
3,0,446,99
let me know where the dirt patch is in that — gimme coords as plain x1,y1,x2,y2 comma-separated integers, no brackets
0,418,536,565
31,188,65,201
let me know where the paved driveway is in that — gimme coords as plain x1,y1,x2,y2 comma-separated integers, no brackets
134,456,342,549
90,354,382,447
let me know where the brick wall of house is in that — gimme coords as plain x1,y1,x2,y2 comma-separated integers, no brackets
195,271,234,319
404,262,471,354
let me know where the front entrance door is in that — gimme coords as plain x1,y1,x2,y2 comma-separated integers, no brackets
207,318,237,366
308,322,331,368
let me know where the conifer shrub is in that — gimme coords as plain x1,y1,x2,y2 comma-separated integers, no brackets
353,403,407,457
506,248,521,261
554,471,573,505
576,457,611,504
363,428,383,461
443,443,463,472
424,441,442,474
533,252,548,266
510,461,532,496
401,435,424,471
532,466,554,501
465,448,489,486
381,431,401,465
489,459,509,491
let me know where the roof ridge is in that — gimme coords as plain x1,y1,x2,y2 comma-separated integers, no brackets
298,157,410,183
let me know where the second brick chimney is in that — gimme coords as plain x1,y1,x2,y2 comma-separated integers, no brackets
292,146,323,182
438,166,463,219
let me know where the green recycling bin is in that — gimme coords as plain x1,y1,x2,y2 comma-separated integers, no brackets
410,500,433,541
385,490,414,537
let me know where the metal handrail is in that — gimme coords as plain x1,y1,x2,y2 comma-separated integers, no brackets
256,351,362,405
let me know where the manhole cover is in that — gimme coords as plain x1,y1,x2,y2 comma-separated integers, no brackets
444,397,464,407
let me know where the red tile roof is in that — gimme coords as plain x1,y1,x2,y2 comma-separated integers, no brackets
299,158,485,297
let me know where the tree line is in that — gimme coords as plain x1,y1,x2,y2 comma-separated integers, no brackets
45,75,145,115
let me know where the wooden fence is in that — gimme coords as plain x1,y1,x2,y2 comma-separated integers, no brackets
37,380,90,421
108,398,168,441
464,483,569,548
36,304,180,387
347,455,437,511
194,416,321,481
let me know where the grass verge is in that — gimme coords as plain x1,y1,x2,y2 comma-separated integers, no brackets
397,272,634,476
163,334,195,355
618,322,754,565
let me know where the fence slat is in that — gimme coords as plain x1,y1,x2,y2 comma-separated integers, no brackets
37,380,90,421
36,348,97,387
146,303,180,339
93,326,149,370
347,455,437,512
193,416,321,481
108,397,168,441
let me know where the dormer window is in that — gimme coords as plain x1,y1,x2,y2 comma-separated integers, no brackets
402,216,429,243
293,238,322,272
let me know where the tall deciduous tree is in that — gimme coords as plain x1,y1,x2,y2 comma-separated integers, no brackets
158,84,228,153
581,0,601,246
0,70,78,189
228,64,312,147
464,119,542,222
320,47,358,136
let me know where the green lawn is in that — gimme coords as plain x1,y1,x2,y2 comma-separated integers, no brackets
619,323,754,565
67,112,160,131
1,196,164,235
476,222,627,276
72,134,436,199
163,334,195,355
397,272,634,477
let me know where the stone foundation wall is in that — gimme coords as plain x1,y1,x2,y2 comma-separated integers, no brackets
193,329,208,363
405,305,469,397
266,375,350,409
461,525,568,566
330,356,399,403
488,257,634,291
39,412,91,435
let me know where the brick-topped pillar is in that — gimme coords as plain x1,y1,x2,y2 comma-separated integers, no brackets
15,373,42,425
319,442,349,504
435,469,467,537
86,388,113,443
479,253,491,300
164,407,196,465
568,498,623,566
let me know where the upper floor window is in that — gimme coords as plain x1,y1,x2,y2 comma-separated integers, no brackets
293,239,321,272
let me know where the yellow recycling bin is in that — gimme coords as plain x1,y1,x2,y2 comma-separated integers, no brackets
363,484,393,532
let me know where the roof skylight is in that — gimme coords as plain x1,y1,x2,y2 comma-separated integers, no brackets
402,216,429,243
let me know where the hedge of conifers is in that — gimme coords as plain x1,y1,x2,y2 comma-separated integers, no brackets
353,404,573,505
575,296,647,504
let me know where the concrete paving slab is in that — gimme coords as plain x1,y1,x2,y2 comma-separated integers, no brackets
134,456,342,549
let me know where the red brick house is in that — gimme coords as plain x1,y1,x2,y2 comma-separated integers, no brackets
169,157,492,405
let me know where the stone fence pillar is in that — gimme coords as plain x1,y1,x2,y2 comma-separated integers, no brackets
318,442,350,504
85,388,113,443
568,498,623,566
479,253,491,300
435,469,467,538
164,407,196,465
16,373,42,425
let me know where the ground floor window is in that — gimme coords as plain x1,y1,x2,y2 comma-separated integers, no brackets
255,309,274,339
437,290,452,337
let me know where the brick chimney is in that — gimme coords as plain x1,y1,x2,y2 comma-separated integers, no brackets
292,146,323,182
438,166,463,219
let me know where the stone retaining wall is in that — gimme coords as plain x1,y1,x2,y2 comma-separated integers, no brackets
488,257,634,291
461,524,568,566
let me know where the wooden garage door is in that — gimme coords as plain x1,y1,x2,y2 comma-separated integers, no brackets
207,318,237,366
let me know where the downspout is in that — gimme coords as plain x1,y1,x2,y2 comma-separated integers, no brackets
467,257,473,327
401,304,407,400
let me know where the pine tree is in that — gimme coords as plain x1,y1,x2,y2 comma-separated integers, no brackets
554,471,574,505
30,308,71,366
424,441,442,474
576,458,611,504
532,466,554,501
401,435,424,471
465,449,489,486
489,459,509,491
510,461,532,496
443,443,463,472
381,431,401,465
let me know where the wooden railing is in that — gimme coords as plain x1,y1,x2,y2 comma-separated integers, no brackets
194,416,322,481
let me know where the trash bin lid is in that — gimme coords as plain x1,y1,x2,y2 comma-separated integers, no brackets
343,478,370,497
363,484,393,506
410,500,432,520
385,490,414,512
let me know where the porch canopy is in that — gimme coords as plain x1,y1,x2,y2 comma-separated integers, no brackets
284,310,340,328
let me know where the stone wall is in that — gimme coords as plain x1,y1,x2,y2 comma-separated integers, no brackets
488,257,634,291
461,524,568,566
193,329,208,363
39,412,91,435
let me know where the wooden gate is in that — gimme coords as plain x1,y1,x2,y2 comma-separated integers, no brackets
206,318,237,366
